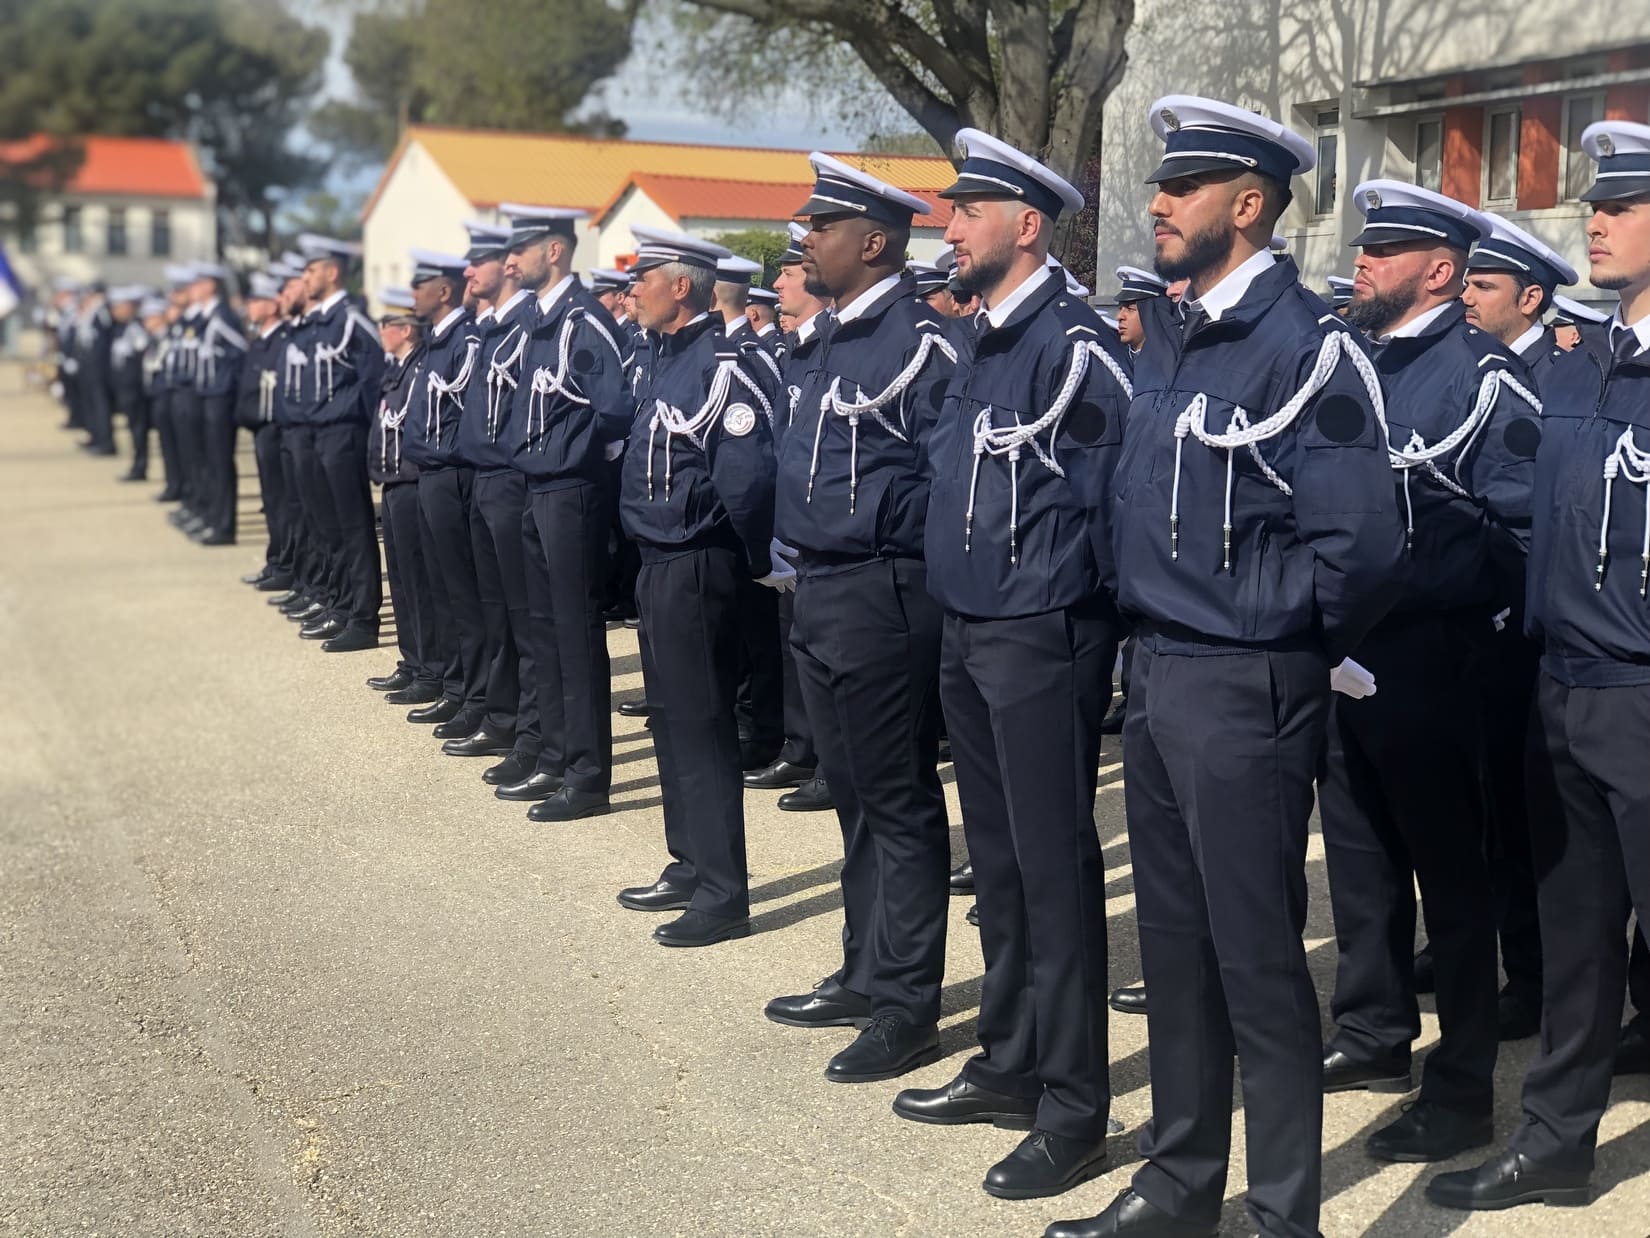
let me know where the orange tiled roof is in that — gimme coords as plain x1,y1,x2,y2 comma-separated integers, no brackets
0,134,208,199
362,124,956,220
597,172,954,228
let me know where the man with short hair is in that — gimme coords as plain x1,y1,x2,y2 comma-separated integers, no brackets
616,226,782,947
288,234,384,654
762,155,957,1084
503,205,629,821
892,128,1133,1202
1047,97,1405,1238
190,263,247,546
72,284,117,458
1464,213,1577,385
107,288,151,483
1113,265,1166,356
1427,114,1650,1216
234,272,293,588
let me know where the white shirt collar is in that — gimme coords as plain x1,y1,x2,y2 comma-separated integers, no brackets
1378,300,1454,342
1510,322,1546,357
537,273,576,316
258,319,282,340
756,321,777,337
795,311,823,345
614,312,629,326
981,265,1055,330
1611,307,1650,356
494,288,531,320
1185,248,1276,323
475,304,497,325
202,296,221,317
833,274,903,324
309,289,347,319
431,307,465,340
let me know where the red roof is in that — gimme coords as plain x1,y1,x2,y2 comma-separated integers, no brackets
596,172,954,229
0,135,208,199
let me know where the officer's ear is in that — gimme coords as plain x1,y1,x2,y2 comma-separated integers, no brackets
1424,247,1467,298
1516,281,1547,319
860,223,889,265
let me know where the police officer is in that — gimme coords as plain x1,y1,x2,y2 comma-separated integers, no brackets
762,155,955,1083
190,262,246,546
73,283,117,457
1427,115,1650,1216
368,288,445,704
1550,293,1612,351
404,248,487,722
107,287,151,482
1046,97,1405,1238
585,266,644,628
438,222,529,766
1113,265,1166,358
170,281,209,529
500,204,627,822
909,259,953,312
1327,274,1355,315
746,223,834,813
1460,214,1581,1041
1318,181,1538,1165
615,226,781,947
890,129,1132,1201
289,234,384,654
271,260,330,626
136,296,170,485
746,286,782,352
235,272,293,587
152,266,194,504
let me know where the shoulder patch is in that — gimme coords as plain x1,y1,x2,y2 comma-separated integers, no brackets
1314,394,1366,443
1503,417,1541,459
722,403,756,437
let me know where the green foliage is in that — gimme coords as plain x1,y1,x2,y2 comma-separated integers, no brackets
314,0,636,160
705,228,790,286
0,0,329,247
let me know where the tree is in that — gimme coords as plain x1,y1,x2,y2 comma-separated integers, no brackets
0,0,330,253
706,229,790,285
314,0,637,161
677,0,1135,283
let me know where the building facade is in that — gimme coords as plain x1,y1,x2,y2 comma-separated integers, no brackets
360,126,956,305
1095,3,1650,308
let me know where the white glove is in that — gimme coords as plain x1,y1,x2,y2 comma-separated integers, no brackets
774,539,800,562
1330,657,1377,699
755,539,797,593
1491,607,1511,633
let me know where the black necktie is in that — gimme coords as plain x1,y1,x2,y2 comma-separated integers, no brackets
1610,327,1640,377
1180,302,1206,345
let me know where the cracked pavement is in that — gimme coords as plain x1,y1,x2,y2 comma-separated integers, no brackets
2,379,1648,1237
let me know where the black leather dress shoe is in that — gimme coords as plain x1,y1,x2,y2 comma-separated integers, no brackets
1617,1020,1650,1076
300,617,345,641
432,712,481,740
743,758,816,789
118,470,148,483
407,698,463,725
616,699,651,718
1366,1101,1493,1163
653,909,750,947
617,878,694,912
385,682,442,705
483,752,534,786
966,903,979,927
777,776,834,812
242,567,272,585
826,1014,940,1083
270,590,303,608
1044,1187,1217,1237
155,488,182,502
527,786,611,822
442,726,514,757
1099,701,1127,735
1109,986,1148,1016
740,741,781,772
1425,1147,1591,1210
1322,1046,1412,1093
322,629,377,653
289,601,327,623
1497,989,1541,1041
948,861,975,894
983,1128,1107,1200
1413,943,1436,994
199,531,235,546
367,669,415,693
255,572,293,592
496,771,563,802
765,977,872,1029
892,1073,1038,1130
622,616,640,629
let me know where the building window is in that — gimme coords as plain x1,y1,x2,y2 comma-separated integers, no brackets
1414,117,1444,193
150,208,171,257
1313,107,1340,215
1484,107,1520,205
1563,92,1606,201
62,205,83,253
107,206,128,255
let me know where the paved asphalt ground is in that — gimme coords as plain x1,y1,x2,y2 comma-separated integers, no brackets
2,377,1649,1238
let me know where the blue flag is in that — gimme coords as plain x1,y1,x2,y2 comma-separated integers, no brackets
0,241,21,319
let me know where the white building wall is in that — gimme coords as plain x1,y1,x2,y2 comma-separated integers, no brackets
6,194,215,292
1095,0,1650,299
591,187,678,267
361,139,476,308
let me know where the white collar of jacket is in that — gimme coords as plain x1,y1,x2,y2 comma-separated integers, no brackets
431,307,465,340
1185,248,1275,323
833,273,903,324
1377,300,1453,342
794,311,824,345
537,273,576,317
1510,322,1545,357
309,290,347,319
981,264,1056,330
495,288,532,320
